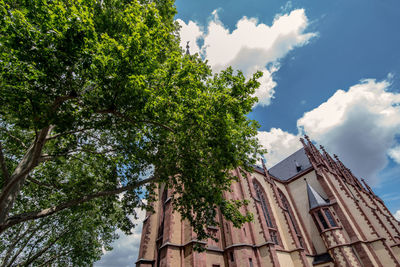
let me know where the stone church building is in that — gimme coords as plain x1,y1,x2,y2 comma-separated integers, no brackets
136,136,400,266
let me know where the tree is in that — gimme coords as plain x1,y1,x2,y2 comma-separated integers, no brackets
0,0,263,260
0,202,119,267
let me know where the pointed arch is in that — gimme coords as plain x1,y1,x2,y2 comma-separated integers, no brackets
253,179,280,245
278,188,305,249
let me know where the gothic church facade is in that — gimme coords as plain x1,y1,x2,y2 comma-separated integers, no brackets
136,137,400,267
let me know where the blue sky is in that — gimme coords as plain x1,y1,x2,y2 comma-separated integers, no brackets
96,0,400,265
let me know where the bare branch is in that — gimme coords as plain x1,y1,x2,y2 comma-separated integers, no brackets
0,175,158,233
0,142,10,182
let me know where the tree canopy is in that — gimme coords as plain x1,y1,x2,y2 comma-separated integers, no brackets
0,0,263,263
0,200,120,266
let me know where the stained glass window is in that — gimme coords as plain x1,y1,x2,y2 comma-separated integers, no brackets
279,190,304,248
253,181,279,245
254,182,273,228
324,209,337,227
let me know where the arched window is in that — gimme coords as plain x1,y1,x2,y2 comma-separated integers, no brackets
157,189,168,239
313,208,337,231
253,181,279,245
278,189,304,248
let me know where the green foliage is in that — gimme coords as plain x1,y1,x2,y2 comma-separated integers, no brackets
0,0,264,263
0,202,121,266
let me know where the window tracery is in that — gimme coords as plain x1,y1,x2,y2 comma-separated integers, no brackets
313,207,338,231
278,189,304,248
253,181,279,245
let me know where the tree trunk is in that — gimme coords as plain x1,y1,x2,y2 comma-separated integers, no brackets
0,174,157,233
0,127,50,228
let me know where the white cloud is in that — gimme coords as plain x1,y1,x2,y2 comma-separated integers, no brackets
176,19,203,55
280,1,293,13
95,207,146,267
258,78,400,185
96,9,316,263
257,128,302,167
395,210,400,221
388,146,400,164
98,77,400,264
297,79,400,185
178,9,316,106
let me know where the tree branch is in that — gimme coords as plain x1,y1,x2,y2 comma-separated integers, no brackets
0,127,27,149
39,148,117,162
4,222,44,267
26,176,62,191
1,224,25,267
50,95,77,112
97,109,174,132
37,248,73,267
0,126,51,225
0,175,158,233
0,142,10,183
20,229,70,267
0,92,79,225
25,228,52,263
45,127,94,141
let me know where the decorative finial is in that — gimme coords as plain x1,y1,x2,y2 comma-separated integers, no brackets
261,157,266,168
299,138,307,149
334,154,339,160
304,135,311,142
186,41,190,55
261,157,268,175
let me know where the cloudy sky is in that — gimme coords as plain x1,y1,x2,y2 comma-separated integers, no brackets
96,0,400,265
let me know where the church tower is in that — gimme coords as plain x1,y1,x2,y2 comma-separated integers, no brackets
136,137,400,266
